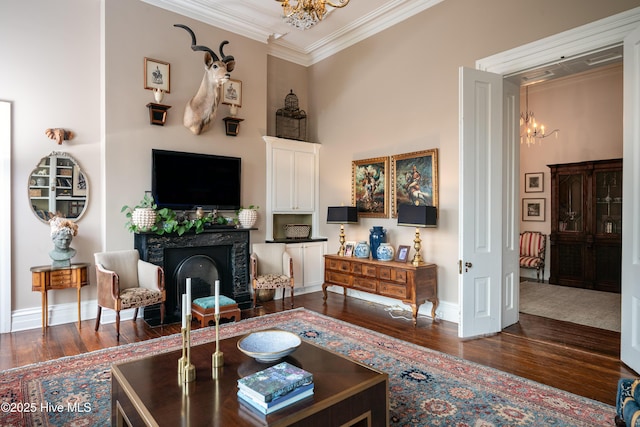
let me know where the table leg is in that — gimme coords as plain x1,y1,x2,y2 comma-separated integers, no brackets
42,290,48,330
77,286,82,328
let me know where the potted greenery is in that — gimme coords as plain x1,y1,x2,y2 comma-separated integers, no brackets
237,205,259,228
121,193,157,232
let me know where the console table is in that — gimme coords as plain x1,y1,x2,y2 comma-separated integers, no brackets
322,255,438,326
31,263,89,330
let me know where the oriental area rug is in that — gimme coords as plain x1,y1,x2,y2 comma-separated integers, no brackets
1,308,614,426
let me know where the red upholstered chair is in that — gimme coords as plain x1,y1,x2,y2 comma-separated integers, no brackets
250,243,294,308
94,249,165,339
519,231,547,282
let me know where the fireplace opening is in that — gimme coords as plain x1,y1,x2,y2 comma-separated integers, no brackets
173,255,220,319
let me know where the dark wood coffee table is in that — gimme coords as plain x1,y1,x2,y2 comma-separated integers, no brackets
111,332,389,426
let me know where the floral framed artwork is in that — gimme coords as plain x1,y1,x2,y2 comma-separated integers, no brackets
352,156,389,218
222,79,242,107
525,172,544,192
144,58,170,93
391,149,438,217
522,198,545,221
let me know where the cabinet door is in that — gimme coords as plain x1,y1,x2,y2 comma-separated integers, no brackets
272,148,295,211
293,150,315,212
301,242,325,286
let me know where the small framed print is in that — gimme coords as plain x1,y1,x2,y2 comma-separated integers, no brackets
522,198,545,221
395,245,410,263
222,79,242,107
344,241,356,257
525,172,544,193
144,58,170,93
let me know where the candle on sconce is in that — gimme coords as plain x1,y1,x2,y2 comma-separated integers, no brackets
215,280,220,315
182,294,187,329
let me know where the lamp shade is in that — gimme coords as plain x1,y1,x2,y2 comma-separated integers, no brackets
397,205,437,227
327,206,358,224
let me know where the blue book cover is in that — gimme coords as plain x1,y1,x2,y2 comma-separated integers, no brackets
238,385,314,414
237,361,313,403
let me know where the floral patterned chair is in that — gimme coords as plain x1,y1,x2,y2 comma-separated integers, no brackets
250,243,294,308
94,249,165,339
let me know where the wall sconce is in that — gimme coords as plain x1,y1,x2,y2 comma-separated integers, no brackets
223,116,244,136
146,103,171,126
397,204,437,266
327,206,358,256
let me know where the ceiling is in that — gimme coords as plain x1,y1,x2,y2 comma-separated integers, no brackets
142,0,444,66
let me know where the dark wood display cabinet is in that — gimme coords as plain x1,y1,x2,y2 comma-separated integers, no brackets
548,158,622,293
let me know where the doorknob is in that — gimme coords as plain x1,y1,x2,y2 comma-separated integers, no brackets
465,262,472,272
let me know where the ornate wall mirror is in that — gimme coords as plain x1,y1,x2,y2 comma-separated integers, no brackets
28,151,88,223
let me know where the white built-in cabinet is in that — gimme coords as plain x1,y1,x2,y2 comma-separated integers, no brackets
270,141,317,213
287,241,327,287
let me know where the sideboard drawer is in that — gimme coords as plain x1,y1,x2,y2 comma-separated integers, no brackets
327,271,352,287
363,265,377,277
379,282,408,299
50,269,73,288
353,277,377,292
328,258,352,273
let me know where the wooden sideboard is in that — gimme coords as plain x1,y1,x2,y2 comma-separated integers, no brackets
322,254,438,326
31,263,89,330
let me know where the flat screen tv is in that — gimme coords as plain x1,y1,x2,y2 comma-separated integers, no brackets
152,149,241,210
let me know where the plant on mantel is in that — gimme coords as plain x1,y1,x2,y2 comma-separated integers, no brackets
122,194,227,236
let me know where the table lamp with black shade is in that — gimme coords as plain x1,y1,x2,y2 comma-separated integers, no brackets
327,206,358,256
397,204,437,266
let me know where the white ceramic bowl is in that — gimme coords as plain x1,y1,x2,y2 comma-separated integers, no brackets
237,330,302,363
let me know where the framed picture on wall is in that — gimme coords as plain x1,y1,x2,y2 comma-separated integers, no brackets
144,58,170,93
352,156,389,218
391,149,438,218
222,79,242,107
525,172,544,192
522,198,545,221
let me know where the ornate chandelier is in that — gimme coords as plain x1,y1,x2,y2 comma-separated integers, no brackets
276,0,350,30
520,86,559,147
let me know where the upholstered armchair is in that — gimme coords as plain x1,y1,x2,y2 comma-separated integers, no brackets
250,243,294,308
519,231,547,282
94,249,165,339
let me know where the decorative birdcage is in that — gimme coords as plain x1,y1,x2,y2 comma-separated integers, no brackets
276,90,307,141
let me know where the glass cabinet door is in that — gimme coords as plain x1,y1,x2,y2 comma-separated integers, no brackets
595,170,622,234
558,173,583,232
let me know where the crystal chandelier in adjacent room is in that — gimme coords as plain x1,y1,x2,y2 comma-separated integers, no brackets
276,0,350,30
520,86,560,147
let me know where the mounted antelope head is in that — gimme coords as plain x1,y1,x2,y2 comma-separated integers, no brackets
174,24,235,135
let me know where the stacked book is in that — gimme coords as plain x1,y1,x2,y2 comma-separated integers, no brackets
237,361,314,414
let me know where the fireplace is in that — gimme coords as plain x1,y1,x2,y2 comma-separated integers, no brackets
134,228,253,325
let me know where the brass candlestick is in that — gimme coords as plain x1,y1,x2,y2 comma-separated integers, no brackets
411,227,424,266
212,313,224,374
178,314,196,384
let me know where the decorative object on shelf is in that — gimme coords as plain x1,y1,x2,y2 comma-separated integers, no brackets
276,0,350,30
174,24,235,135
223,116,244,136
522,198,545,222
327,206,358,256
153,88,165,103
520,86,559,147
237,330,302,363
146,103,171,126
45,128,74,145
391,148,438,218
352,157,389,218
354,241,370,259
397,204,437,266
376,243,395,262
395,245,410,263
48,215,78,268
369,226,386,260
525,172,544,193
121,193,157,232
283,224,311,239
276,90,307,141
238,205,259,228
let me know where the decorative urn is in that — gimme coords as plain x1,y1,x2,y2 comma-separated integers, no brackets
376,243,395,262
238,208,258,228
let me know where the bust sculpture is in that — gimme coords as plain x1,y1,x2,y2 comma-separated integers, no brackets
49,216,78,267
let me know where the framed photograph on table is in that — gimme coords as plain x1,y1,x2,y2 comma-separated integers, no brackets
352,156,389,218
222,79,242,107
525,172,544,192
395,245,410,263
522,198,545,221
344,241,355,257
144,58,170,93
391,149,438,218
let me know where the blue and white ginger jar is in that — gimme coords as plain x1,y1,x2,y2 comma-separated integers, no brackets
354,241,370,259
376,243,394,262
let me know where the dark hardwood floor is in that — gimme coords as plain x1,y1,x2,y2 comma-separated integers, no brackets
0,291,636,406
